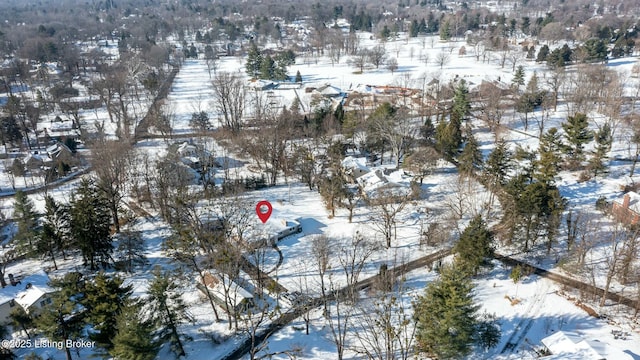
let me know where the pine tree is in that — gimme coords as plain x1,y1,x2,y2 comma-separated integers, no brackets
451,80,470,125
439,20,451,40
245,42,263,78
83,272,133,350
458,128,482,176
414,265,480,359
512,65,525,90
436,80,468,158
36,272,85,360
70,179,113,270
588,122,612,177
259,55,275,80
435,119,459,158
484,138,512,187
535,127,564,184
453,215,494,275
116,230,147,272
147,267,193,358
10,306,33,339
110,302,159,360
562,112,593,167
189,111,210,132
12,190,39,253
37,195,71,270
295,70,302,83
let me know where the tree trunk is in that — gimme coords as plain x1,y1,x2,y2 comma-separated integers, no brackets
110,200,120,233
165,304,186,357
64,343,73,360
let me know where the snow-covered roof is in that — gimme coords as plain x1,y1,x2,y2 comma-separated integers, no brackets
177,142,197,156
0,270,54,309
541,331,631,360
316,84,343,97
201,272,253,302
341,156,370,177
357,169,410,199
247,79,277,90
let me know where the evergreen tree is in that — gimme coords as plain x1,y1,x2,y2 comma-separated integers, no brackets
535,127,564,184
380,25,391,41
484,138,512,187
110,302,159,360
507,180,565,252
147,267,193,358
36,272,85,360
259,55,275,80
245,42,263,78
451,80,471,125
410,19,420,37
295,70,302,83
536,44,550,62
189,111,210,132
521,16,531,34
12,190,39,253
419,18,428,34
517,72,546,131
435,119,459,158
453,215,494,275
37,195,71,270
83,272,133,350
562,113,593,167
458,128,482,176
116,230,147,272
588,122,612,177
436,81,468,158
414,264,499,359
70,179,113,270
439,20,451,40
512,65,525,90
10,306,33,339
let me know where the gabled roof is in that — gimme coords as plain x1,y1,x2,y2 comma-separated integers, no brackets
341,156,370,177
540,331,631,360
0,270,54,309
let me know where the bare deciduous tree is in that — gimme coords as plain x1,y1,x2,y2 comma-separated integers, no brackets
368,189,411,248
211,71,245,133
92,139,134,233
435,50,450,69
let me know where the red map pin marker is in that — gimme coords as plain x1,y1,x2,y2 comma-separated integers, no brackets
256,200,272,224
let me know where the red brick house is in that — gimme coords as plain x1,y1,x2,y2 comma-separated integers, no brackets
612,192,640,224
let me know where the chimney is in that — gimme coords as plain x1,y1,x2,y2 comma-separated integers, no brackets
623,194,631,209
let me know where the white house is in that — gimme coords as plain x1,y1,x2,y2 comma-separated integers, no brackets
0,271,54,324
540,331,632,360
341,156,370,181
356,169,410,199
